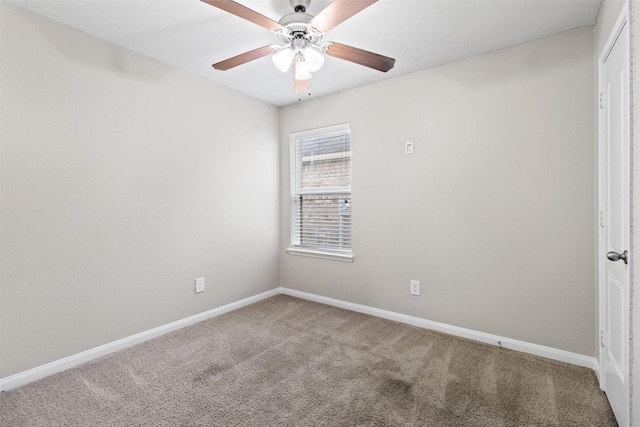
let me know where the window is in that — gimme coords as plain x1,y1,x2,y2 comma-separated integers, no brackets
287,123,353,262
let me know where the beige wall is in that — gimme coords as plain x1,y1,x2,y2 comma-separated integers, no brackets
280,27,596,356
0,3,280,377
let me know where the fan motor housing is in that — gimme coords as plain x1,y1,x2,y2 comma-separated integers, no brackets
277,5,323,45
279,12,313,29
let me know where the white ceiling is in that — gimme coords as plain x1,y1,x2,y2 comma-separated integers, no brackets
10,0,602,106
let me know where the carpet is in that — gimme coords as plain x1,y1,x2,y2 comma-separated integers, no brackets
0,295,617,426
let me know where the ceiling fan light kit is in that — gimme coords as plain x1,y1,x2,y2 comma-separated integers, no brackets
203,0,396,98
272,47,295,72
302,46,325,71
294,56,312,80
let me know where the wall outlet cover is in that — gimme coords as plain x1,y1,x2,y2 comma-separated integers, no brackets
410,280,420,296
195,277,205,293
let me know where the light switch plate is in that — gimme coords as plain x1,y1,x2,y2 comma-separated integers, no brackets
405,142,414,154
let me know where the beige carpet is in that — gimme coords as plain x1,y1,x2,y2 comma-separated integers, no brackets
0,295,617,426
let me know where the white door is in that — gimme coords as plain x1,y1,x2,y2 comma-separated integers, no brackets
599,8,630,427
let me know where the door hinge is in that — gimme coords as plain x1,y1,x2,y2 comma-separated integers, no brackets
600,329,606,348
600,210,607,228
600,92,607,109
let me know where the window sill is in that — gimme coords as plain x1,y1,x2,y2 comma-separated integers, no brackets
286,248,355,263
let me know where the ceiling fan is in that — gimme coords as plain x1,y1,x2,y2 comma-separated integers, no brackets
201,0,396,96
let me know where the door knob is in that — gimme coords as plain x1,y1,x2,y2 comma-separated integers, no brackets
607,250,628,265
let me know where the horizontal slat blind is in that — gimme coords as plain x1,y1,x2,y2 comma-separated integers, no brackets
290,124,351,253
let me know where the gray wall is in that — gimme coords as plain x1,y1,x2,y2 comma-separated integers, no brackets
280,27,596,356
0,3,280,377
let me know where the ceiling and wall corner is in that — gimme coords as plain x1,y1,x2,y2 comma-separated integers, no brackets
7,0,602,106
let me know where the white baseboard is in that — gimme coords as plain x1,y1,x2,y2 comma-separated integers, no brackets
279,287,600,375
1,286,600,392
0,289,279,392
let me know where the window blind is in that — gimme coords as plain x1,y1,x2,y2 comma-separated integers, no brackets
290,123,351,253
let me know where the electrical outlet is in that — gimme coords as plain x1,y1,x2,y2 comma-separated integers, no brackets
410,280,420,296
195,277,205,294
405,141,414,154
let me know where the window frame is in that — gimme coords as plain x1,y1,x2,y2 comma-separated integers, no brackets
287,123,354,263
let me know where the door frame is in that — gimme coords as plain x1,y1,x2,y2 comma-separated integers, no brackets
598,1,633,425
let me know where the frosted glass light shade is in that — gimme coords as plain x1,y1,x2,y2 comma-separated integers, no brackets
303,47,324,72
294,58,312,80
272,47,294,72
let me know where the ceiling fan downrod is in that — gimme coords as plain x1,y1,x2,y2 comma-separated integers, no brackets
290,0,310,14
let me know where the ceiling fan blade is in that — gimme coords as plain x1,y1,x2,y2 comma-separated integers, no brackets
201,0,282,31
212,45,276,70
309,0,378,33
293,62,311,94
325,42,395,72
